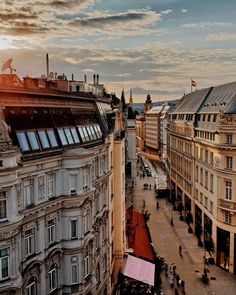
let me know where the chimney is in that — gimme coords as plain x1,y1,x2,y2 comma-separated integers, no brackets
84,74,87,83
46,53,49,79
97,74,99,85
93,74,96,85
72,73,74,81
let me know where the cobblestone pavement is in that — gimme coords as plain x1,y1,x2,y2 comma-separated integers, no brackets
126,159,236,295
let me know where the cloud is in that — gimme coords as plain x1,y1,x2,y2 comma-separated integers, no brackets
182,22,234,28
161,9,173,15
206,32,236,41
181,9,187,13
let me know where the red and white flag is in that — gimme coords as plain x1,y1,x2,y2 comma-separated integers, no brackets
191,79,196,87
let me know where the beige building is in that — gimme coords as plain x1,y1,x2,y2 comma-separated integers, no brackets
167,82,236,274
0,73,125,294
145,106,163,155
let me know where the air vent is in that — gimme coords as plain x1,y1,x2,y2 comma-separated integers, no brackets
70,189,76,195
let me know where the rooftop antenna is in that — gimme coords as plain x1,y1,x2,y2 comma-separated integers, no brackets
46,53,49,79
1,58,16,74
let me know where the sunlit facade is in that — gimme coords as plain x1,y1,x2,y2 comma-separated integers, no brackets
167,82,236,274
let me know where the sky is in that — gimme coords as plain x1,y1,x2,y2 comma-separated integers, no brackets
1,0,236,102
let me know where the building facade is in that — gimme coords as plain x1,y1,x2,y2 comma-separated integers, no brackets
145,106,163,155
0,74,125,294
167,82,236,274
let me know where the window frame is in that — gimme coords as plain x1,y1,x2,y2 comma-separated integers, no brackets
0,192,7,221
25,229,35,257
0,248,9,280
48,265,57,292
48,218,56,245
71,264,78,284
70,219,77,239
225,180,232,200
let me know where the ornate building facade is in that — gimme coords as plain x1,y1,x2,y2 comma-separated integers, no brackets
167,81,236,274
0,73,125,294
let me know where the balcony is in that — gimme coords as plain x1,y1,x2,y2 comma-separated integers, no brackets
218,199,236,211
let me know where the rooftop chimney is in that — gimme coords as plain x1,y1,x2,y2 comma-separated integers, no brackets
97,74,99,85
46,53,49,79
72,73,74,81
93,74,96,85
84,74,87,83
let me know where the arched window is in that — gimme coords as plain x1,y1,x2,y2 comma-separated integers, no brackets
48,264,58,292
26,276,37,295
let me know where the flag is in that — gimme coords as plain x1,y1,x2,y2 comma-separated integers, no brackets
191,79,196,87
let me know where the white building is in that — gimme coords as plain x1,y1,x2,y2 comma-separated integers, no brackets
0,74,126,294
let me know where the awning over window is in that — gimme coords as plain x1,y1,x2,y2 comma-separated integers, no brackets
122,254,155,286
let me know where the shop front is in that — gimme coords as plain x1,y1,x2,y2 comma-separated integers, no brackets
195,205,202,241
204,214,213,254
217,228,230,271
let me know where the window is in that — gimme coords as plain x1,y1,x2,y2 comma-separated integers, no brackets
24,180,34,207
25,229,34,256
225,180,232,200
205,171,208,189
48,173,55,197
210,201,213,214
226,134,233,144
70,128,80,143
47,130,58,147
27,131,40,150
71,264,78,284
49,265,57,292
84,255,90,277
0,192,7,220
17,132,30,152
84,213,89,233
210,174,214,193
202,115,206,121
64,128,74,144
0,249,8,280
207,114,211,122
200,192,203,204
82,127,90,141
195,166,199,182
213,114,217,122
210,152,213,165
82,168,89,190
225,211,231,224
38,175,45,200
205,150,208,163
48,219,56,244
204,196,208,208
200,168,203,185
71,220,77,239
38,130,50,149
26,277,37,295
70,174,77,194
78,127,86,142
57,128,68,145
226,156,233,169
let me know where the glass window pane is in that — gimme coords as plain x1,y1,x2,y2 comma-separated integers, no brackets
0,200,6,219
82,127,90,141
38,131,50,149
58,129,68,145
86,126,93,140
27,131,40,150
47,130,58,147
70,128,80,143
16,132,30,151
91,126,98,139
64,128,74,144
78,127,86,142
2,256,8,277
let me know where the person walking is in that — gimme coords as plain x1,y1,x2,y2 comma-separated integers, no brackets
175,288,179,295
179,245,182,256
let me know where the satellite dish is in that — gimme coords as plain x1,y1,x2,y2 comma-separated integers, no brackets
1,58,16,74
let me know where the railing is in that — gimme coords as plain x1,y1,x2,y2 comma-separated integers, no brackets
218,199,236,211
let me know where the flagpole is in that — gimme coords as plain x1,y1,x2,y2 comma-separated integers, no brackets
191,78,192,93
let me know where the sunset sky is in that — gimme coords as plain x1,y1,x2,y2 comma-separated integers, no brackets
1,0,236,102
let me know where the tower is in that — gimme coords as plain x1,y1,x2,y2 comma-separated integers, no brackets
144,93,153,112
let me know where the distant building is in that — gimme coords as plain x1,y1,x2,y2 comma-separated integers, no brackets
167,81,236,273
145,106,163,155
0,73,125,294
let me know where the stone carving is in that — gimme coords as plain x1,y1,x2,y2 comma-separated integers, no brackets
214,156,219,168
219,112,236,124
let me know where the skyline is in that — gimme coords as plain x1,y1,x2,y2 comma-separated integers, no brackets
1,0,236,102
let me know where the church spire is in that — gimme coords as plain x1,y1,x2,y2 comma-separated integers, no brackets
129,88,133,108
